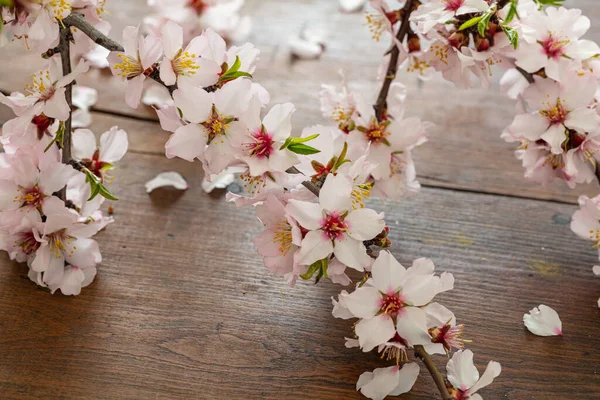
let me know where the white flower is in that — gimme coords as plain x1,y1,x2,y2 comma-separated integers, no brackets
447,350,501,400
523,304,563,336
286,173,385,271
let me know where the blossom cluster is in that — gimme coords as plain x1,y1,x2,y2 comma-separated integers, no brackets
0,2,127,294
366,0,600,305
93,6,503,396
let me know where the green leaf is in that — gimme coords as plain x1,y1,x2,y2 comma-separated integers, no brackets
217,56,253,84
279,134,320,150
300,261,321,280
533,0,564,6
88,181,101,201
98,184,119,201
502,25,519,49
44,121,65,152
0,0,14,6
459,16,483,31
287,143,321,155
504,0,519,24
477,10,493,37
332,141,349,172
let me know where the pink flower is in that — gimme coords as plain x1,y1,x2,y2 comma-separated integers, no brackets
515,7,600,82
0,57,89,122
0,146,78,225
356,363,420,400
286,173,385,271
166,77,252,173
422,302,465,355
571,194,600,257
507,74,600,154
30,196,102,287
446,350,501,400
411,0,489,35
337,251,452,351
108,26,163,108
72,126,129,182
253,193,302,281
233,101,299,178
159,21,221,86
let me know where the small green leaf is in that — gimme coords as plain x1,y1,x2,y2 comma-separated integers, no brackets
504,0,519,24
88,181,101,201
332,141,349,172
477,11,493,37
0,0,14,6
502,25,519,49
300,261,321,280
459,16,483,31
229,55,242,73
533,0,564,6
279,134,320,150
45,121,65,152
287,143,321,155
98,184,119,201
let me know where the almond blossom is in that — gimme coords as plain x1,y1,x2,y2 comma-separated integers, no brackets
29,196,102,288
515,7,600,82
71,126,129,182
108,26,163,108
286,173,385,271
446,350,501,400
334,251,452,352
159,20,221,86
165,77,252,173
0,57,89,123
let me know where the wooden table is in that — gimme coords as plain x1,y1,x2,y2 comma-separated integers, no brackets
1,1,599,399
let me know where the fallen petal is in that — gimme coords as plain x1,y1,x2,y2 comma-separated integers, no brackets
145,172,189,193
289,37,324,60
523,304,563,336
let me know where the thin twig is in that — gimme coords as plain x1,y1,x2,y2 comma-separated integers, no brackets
63,13,123,52
373,0,415,122
516,66,535,84
415,345,452,400
58,24,73,202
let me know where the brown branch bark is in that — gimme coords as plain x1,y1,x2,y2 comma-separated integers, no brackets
373,0,415,122
516,66,535,84
58,24,73,202
286,166,321,197
415,345,452,400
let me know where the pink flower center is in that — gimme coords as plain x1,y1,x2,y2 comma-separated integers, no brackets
443,0,465,12
539,99,568,125
17,185,45,209
83,149,110,182
31,113,55,140
188,0,208,15
16,231,40,255
48,229,75,259
320,212,348,241
379,293,405,315
362,119,390,145
246,128,275,159
448,388,468,400
429,323,465,352
541,35,568,60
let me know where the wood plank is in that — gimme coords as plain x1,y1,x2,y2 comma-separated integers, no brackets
0,151,598,399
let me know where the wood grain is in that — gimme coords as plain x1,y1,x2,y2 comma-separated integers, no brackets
0,153,598,399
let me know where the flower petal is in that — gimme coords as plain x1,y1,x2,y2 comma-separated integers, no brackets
346,208,385,241
295,230,333,266
523,304,563,336
447,349,479,391
285,200,323,230
145,171,189,193
355,314,396,352
371,250,407,294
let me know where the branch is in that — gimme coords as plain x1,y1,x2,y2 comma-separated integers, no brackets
59,12,176,92
516,66,535,84
58,24,73,202
63,13,123,51
373,0,415,122
414,345,452,400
